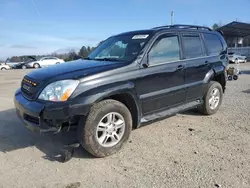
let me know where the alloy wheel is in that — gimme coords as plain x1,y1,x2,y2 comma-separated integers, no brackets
209,88,220,110
96,112,125,147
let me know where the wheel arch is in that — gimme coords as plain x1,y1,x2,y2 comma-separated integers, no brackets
101,92,140,129
71,82,142,129
205,67,226,92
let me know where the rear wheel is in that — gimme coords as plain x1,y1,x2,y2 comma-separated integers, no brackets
233,75,238,80
198,81,223,115
1,67,6,70
22,65,27,69
77,99,132,157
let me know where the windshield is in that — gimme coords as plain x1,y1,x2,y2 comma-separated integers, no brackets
88,34,151,62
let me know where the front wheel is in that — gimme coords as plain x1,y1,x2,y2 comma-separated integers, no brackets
1,67,7,70
198,81,223,115
77,99,132,157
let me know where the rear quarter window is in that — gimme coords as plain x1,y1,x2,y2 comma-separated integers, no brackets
182,34,205,59
203,33,223,56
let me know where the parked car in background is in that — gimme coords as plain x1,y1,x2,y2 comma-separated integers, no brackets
16,56,65,69
32,57,65,68
228,52,247,63
14,57,37,69
5,61,22,69
0,63,11,70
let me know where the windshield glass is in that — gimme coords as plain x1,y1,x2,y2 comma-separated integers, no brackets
88,34,151,62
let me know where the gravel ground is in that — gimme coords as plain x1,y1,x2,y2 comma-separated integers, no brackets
0,64,250,188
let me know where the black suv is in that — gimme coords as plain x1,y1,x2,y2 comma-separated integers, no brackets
14,25,228,157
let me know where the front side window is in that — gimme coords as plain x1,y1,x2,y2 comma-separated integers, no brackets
203,33,223,55
88,34,151,62
148,35,180,65
182,34,204,59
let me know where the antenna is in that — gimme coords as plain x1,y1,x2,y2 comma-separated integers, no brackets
171,11,174,25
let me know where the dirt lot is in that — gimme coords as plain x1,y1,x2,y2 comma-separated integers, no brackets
0,64,250,188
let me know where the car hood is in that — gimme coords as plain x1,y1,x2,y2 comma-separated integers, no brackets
26,59,127,81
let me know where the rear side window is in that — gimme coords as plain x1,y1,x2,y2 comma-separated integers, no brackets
182,34,204,59
203,33,223,55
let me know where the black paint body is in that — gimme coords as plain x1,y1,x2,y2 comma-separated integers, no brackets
14,27,228,132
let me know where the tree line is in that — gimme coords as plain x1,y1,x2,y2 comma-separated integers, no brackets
5,43,103,63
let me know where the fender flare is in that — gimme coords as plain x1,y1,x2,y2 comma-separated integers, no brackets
70,82,142,126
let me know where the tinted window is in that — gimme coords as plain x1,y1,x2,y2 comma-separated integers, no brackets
148,35,180,65
203,33,223,55
182,34,204,59
228,52,234,55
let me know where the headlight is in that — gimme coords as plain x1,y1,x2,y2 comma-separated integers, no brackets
38,80,79,101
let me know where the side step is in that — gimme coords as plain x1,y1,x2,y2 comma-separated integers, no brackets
141,100,202,123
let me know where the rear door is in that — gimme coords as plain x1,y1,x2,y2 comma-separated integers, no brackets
137,33,186,115
181,32,210,101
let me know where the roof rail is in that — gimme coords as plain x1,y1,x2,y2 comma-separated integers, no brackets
153,24,212,31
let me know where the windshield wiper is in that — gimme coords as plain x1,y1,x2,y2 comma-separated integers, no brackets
83,57,93,60
94,58,121,62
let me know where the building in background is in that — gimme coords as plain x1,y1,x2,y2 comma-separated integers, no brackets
217,21,250,60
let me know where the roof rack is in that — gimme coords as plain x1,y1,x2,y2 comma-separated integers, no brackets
153,24,212,31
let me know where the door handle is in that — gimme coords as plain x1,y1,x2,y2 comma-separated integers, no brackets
176,65,184,70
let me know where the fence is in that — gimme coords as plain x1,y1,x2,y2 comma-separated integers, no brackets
228,47,250,60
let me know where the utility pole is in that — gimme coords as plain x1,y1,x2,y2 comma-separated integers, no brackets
171,11,174,25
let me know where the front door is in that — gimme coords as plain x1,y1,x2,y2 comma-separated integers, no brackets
137,33,186,115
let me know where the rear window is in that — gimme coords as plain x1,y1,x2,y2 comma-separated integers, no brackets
182,34,204,59
203,33,223,55
228,52,234,55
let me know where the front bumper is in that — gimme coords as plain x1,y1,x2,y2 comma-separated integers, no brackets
14,89,90,133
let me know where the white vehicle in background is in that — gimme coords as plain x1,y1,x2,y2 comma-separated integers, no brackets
228,52,247,64
0,63,11,70
24,57,65,69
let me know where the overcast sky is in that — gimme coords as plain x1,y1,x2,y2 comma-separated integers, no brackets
0,0,250,60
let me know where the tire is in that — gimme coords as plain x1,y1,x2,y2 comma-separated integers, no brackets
198,81,223,115
22,65,27,69
228,75,232,81
33,63,40,69
235,58,239,64
77,99,132,157
1,67,6,70
56,62,60,64
233,75,238,80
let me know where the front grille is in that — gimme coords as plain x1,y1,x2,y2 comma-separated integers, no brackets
21,76,40,100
